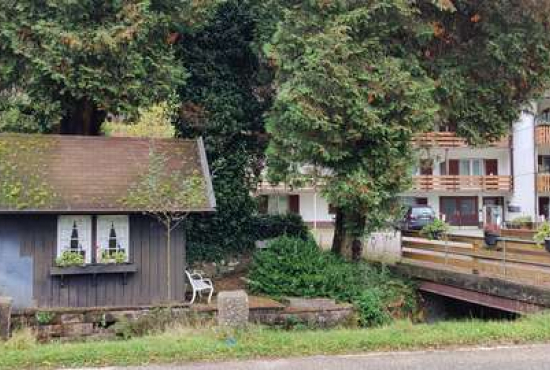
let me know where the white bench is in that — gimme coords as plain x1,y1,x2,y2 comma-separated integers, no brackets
185,270,214,304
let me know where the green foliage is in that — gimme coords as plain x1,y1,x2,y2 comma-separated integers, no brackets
354,289,392,327
100,250,128,264
248,236,417,326
0,90,60,133
187,213,309,263
264,0,550,246
265,1,437,237
35,311,55,326
176,0,274,261
102,102,176,139
0,135,58,209
534,222,550,245
420,218,450,240
0,0,220,131
508,216,533,229
122,147,207,212
55,251,85,267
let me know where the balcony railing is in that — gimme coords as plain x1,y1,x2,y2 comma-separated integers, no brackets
536,125,550,146
412,175,513,192
413,132,509,148
538,174,550,193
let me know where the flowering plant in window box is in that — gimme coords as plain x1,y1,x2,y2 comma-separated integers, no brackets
99,249,128,264
55,250,85,267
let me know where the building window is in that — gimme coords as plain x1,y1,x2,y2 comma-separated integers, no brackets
97,216,129,262
267,195,289,215
57,216,92,264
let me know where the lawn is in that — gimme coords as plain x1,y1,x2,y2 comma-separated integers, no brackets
2,314,550,369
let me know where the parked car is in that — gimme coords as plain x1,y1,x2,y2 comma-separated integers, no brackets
400,205,436,231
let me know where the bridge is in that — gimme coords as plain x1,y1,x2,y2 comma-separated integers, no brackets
377,232,550,314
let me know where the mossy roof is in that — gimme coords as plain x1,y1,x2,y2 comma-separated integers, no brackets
0,134,216,213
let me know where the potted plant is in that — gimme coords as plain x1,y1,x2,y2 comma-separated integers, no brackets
55,250,85,267
483,223,500,247
99,249,128,264
534,222,550,253
421,218,450,240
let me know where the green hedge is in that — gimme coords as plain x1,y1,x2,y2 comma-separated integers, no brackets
187,214,310,264
247,236,417,327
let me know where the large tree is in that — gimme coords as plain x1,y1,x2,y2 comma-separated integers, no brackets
175,0,273,259
265,0,550,256
0,0,218,134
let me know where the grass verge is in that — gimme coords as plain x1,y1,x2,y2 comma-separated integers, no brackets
2,314,550,369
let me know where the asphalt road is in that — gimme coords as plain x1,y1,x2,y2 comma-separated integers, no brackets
79,344,550,370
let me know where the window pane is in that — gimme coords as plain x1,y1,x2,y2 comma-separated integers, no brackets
472,159,483,176
278,196,289,214
459,160,471,175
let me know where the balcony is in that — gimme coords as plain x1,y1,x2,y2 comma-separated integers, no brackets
536,125,550,146
413,132,509,148
412,175,513,192
538,174,550,193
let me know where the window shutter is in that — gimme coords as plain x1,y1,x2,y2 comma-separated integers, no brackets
289,195,300,215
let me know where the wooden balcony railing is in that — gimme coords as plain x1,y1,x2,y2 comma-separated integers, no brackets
414,132,509,148
412,175,513,192
536,125,550,146
538,174,550,193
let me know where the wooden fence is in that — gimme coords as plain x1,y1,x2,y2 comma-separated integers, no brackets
401,235,550,288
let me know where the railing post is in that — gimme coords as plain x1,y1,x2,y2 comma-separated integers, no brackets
502,238,507,278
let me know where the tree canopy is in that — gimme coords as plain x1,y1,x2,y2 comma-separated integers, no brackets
0,0,219,134
265,0,550,254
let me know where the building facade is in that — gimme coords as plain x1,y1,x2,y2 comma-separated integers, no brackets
257,100,550,229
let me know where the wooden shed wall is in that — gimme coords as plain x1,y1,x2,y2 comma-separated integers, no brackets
0,215,186,309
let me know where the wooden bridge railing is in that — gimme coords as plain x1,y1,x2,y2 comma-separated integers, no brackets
412,175,513,192
401,235,550,288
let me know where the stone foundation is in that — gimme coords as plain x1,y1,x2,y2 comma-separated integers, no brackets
11,297,355,342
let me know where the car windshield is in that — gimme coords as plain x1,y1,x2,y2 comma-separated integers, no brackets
411,207,434,217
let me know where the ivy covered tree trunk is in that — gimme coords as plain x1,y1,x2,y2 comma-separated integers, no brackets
60,98,105,135
331,209,365,259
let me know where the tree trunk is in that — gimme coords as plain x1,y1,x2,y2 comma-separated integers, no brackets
331,208,366,259
60,98,105,135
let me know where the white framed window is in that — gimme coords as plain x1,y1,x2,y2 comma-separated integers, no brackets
267,195,289,215
97,215,129,262
57,216,92,264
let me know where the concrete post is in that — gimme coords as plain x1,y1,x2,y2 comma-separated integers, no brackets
217,290,249,328
0,297,13,340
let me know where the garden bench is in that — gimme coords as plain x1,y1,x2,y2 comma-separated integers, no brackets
185,270,214,304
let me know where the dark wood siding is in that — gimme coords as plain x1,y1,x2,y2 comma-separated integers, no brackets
0,215,186,309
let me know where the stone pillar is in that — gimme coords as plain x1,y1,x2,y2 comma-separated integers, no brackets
217,290,249,328
0,297,13,340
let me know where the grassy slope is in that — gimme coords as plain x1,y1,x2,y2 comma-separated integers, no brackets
2,314,550,369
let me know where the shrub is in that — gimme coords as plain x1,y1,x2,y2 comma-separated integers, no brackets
2,327,36,351
420,218,450,240
534,222,550,245
251,214,310,241
248,236,417,327
187,213,310,264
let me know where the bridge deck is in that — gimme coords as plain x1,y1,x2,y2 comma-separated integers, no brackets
395,233,550,312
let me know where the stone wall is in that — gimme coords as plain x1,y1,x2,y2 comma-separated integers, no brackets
11,298,355,342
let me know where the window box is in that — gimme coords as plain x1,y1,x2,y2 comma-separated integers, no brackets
50,264,137,287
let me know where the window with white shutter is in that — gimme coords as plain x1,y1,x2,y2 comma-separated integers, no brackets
57,216,92,263
97,215,129,263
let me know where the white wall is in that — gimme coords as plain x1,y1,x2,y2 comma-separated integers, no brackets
299,193,334,223
427,147,511,176
510,111,537,219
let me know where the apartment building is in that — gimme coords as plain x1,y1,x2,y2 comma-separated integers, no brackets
256,100,550,229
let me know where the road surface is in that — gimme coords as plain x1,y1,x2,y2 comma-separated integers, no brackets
76,344,550,370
